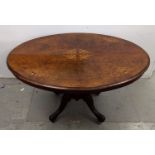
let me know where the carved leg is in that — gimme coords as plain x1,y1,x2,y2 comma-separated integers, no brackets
49,94,71,122
83,95,105,122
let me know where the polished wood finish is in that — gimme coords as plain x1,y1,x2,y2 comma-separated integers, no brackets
7,33,150,92
7,33,150,122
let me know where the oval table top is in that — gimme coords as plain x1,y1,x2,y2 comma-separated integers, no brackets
7,33,150,92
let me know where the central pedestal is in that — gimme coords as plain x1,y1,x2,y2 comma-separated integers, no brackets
49,92,105,123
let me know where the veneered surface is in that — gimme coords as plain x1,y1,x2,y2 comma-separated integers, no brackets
7,33,150,91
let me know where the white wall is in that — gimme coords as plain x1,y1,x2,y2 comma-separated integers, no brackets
0,25,155,78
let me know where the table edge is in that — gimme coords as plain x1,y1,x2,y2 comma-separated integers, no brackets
7,33,150,93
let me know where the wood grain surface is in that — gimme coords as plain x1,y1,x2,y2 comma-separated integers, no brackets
7,33,150,92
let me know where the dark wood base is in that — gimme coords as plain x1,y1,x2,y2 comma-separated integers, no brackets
49,93,105,123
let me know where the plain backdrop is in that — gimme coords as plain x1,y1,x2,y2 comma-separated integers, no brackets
0,25,154,78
